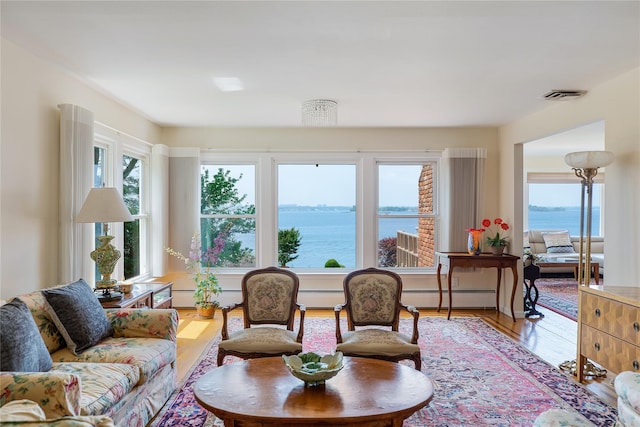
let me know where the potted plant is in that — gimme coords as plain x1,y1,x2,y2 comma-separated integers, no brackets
278,227,301,267
167,233,224,318
193,272,222,318
482,217,510,255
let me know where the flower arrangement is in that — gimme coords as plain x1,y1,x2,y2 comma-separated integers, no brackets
482,218,510,247
166,233,223,309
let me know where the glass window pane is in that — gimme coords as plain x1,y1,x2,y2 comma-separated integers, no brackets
528,183,603,236
200,165,256,268
124,219,140,279
377,164,435,268
123,155,140,215
123,154,142,278
278,164,356,268
201,165,255,214
201,217,256,267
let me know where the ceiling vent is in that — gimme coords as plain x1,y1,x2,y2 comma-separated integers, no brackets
543,90,587,100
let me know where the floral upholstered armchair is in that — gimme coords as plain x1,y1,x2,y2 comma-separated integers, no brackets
334,267,421,370
217,267,306,365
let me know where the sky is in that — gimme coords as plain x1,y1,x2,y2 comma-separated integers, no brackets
528,183,602,207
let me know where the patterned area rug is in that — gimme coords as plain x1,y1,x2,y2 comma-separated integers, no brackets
151,317,616,427
534,278,579,320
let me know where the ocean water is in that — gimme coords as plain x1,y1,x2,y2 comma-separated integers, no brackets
527,206,600,237
271,206,600,268
278,208,417,268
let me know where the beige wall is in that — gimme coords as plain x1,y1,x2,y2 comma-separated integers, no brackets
499,67,640,286
0,39,161,299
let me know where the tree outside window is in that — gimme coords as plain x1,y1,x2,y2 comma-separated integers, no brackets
200,165,256,267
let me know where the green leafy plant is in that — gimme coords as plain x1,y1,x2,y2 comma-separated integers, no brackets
166,233,223,308
278,227,301,267
324,258,344,268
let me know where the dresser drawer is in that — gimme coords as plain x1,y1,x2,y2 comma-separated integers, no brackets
581,292,640,344
581,325,640,373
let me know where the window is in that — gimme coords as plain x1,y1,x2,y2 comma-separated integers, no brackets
278,164,356,268
378,163,436,268
92,124,151,282
122,154,147,279
199,153,439,271
200,164,256,267
527,173,605,237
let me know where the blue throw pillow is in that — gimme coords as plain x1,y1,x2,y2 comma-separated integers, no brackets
42,279,113,355
0,298,53,372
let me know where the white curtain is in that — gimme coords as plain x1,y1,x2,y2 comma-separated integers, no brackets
167,148,201,272
58,104,94,284
151,144,170,276
442,148,486,252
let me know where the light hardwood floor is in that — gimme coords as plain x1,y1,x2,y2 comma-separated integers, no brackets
174,305,617,407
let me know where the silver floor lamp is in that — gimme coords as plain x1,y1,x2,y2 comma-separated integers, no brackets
559,150,614,378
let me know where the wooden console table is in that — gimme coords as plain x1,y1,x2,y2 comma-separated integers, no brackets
436,252,520,321
100,282,173,309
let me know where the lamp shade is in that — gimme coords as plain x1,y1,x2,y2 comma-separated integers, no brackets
564,151,614,169
76,187,134,223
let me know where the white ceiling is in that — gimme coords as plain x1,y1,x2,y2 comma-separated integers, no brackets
2,1,638,130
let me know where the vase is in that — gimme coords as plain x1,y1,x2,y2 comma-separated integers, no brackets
489,245,506,256
467,230,483,255
196,305,216,319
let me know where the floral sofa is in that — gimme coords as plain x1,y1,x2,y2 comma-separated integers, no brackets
0,279,178,427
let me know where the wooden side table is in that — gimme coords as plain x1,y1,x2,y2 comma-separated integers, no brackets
436,252,520,321
100,282,173,309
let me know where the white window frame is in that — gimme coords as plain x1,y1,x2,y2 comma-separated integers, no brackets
200,151,441,272
93,123,152,283
376,160,439,270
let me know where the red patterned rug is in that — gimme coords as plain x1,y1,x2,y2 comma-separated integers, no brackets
151,317,616,427
534,278,580,320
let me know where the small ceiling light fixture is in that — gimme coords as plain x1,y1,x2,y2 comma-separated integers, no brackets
212,77,244,92
302,99,337,127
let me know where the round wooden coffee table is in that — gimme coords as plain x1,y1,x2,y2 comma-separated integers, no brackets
193,356,434,427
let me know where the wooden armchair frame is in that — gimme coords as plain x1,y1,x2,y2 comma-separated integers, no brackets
217,267,305,366
334,267,421,370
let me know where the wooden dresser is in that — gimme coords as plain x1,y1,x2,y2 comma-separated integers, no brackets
577,285,640,382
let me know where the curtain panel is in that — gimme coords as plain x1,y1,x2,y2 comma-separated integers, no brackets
442,148,486,252
58,104,94,284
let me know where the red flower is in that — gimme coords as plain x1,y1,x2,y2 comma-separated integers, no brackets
480,218,510,246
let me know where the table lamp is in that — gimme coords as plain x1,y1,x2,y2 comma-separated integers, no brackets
76,187,134,301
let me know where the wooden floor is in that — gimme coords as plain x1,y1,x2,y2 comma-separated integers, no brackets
174,305,618,408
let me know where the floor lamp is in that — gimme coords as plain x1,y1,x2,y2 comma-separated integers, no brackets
76,187,134,301
559,150,614,377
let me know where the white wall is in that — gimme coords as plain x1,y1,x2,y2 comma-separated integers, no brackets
499,68,640,286
0,39,161,299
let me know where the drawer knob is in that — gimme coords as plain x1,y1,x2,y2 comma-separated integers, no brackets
634,322,639,332
634,360,639,371
594,308,601,317
594,342,600,351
